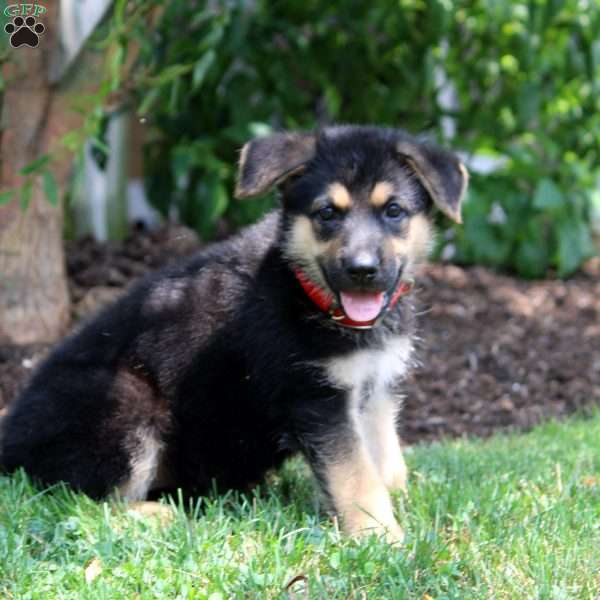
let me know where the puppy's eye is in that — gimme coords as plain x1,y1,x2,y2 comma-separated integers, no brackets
384,201,407,220
317,205,336,221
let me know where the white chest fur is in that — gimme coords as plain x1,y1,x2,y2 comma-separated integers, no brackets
325,335,414,393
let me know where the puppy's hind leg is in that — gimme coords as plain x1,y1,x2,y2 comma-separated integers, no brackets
1,364,170,500
116,426,165,501
109,366,173,501
117,427,176,526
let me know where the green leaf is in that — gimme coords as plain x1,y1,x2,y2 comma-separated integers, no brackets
138,88,160,116
533,178,564,210
513,221,549,278
324,85,341,118
169,78,182,114
556,217,595,276
463,213,511,267
191,174,231,238
20,180,33,211
198,24,225,53
192,50,216,91
42,171,59,206
248,122,273,138
60,130,85,152
0,190,14,205
203,176,229,227
90,136,110,155
19,154,50,176
514,239,549,278
590,189,600,236
109,44,126,90
153,64,193,87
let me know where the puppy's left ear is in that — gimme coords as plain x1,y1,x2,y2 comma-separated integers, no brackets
235,131,316,198
396,135,469,224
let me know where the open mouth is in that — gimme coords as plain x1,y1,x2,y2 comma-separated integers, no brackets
300,262,411,327
338,291,386,323
294,264,412,328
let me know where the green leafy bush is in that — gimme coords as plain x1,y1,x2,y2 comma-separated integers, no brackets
106,0,599,276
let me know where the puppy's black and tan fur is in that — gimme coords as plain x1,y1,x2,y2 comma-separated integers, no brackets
0,126,467,541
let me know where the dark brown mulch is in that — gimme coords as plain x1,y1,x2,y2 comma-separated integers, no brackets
404,260,600,442
1,225,599,443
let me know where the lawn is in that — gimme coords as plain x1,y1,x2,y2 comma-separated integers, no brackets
1,413,599,599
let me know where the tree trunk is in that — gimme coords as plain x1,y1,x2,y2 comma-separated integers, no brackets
0,4,78,344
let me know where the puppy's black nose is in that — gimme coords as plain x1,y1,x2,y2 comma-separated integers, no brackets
345,255,379,284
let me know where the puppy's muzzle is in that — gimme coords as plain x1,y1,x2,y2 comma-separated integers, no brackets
344,254,380,286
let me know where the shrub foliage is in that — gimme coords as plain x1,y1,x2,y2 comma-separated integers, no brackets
100,1,599,276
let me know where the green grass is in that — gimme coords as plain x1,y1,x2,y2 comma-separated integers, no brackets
1,414,599,599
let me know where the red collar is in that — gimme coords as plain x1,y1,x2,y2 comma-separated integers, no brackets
293,268,414,330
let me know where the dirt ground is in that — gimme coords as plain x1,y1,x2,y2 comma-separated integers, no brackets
1,224,598,444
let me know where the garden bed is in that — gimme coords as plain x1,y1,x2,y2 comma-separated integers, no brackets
1,224,598,443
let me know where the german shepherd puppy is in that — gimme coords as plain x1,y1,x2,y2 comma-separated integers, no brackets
0,126,467,542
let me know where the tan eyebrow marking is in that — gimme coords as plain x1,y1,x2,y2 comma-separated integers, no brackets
327,182,353,210
369,181,394,208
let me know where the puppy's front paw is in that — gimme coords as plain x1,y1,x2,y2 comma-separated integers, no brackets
382,521,404,544
344,513,404,545
382,450,408,493
127,501,175,526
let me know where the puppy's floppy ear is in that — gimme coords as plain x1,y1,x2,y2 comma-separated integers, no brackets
396,134,468,224
235,131,316,198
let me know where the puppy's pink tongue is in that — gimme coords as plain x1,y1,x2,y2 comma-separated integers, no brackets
339,291,385,322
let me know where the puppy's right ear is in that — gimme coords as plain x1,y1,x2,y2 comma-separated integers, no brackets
235,132,316,198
